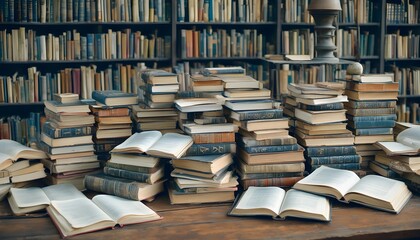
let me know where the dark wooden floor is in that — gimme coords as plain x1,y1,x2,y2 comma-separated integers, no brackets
0,192,419,240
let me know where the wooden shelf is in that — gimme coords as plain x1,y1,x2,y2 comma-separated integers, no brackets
176,22,276,26
178,57,263,61
387,23,420,27
0,58,171,64
340,56,380,60
0,102,44,106
0,22,171,26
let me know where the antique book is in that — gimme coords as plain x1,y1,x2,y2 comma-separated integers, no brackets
47,194,161,238
229,187,330,221
0,139,47,170
293,166,412,214
171,153,233,174
374,127,420,156
92,90,137,106
111,131,193,159
235,118,289,131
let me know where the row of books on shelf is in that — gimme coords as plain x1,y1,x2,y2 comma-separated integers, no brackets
0,0,171,23
396,103,419,124
0,28,170,62
0,112,42,146
177,0,275,23
180,28,273,59
336,29,376,58
386,1,420,24
281,29,314,57
384,31,420,60
394,67,420,96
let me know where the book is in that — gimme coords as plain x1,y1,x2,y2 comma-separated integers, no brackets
345,90,398,101
300,102,344,111
111,131,193,159
229,187,330,221
92,90,137,106
306,146,357,157
190,132,236,144
47,194,161,238
41,133,93,147
168,187,235,204
238,136,297,147
369,160,400,178
90,105,130,117
84,173,165,201
224,88,271,98
219,75,260,89
288,83,344,96
348,74,394,83
44,101,90,113
351,128,393,136
344,100,397,109
202,66,245,76
237,148,305,165
103,166,164,184
346,82,399,92
295,131,355,147
174,98,222,112
185,142,236,156
107,154,161,173
295,109,347,124
240,176,304,189
235,118,289,131
171,154,233,174
0,139,47,170
183,123,236,134
238,160,305,174
142,70,178,85
7,183,85,215
224,100,273,111
238,128,289,141
307,155,361,165
295,95,348,106
293,166,412,213
374,127,420,156
42,122,92,139
229,108,283,121
354,135,394,144
53,93,79,103
243,144,299,154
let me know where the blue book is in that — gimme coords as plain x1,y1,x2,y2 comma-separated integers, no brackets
80,36,87,59
85,0,91,21
79,0,85,21
306,146,357,157
172,153,233,174
238,171,304,180
42,121,92,138
308,155,361,165
92,90,137,106
112,65,121,91
244,144,299,154
185,142,236,156
87,34,94,59
310,163,361,171
229,108,283,121
348,114,397,122
345,100,396,109
348,120,395,129
103,166,162,184
352,128,393,136
300,102,344,111
95,34,102,60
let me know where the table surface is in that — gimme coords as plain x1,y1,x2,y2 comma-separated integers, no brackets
0,192,419,240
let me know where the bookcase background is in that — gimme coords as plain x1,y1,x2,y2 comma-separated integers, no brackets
0,0,419,122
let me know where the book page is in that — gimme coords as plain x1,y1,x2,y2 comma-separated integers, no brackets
396,127,420,150
43,183,86,201
50,198,114,229
0,152,12,166
147,133,192,157
0,139,46,160
376,142,418,154
112,131,162,153
280,189,330,220
92,195,158,223
235,186,285,216
9,187,50,207
296,166,360,198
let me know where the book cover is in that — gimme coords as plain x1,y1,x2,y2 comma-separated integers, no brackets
305,146,357,157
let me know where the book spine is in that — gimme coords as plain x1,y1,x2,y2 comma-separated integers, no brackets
349,120,396,129
301,102,344,111
354,128,393,136
350,108,396,116
84,174,141,200
106,162,153,173
308,155,361,165
241,162,305,174
305,146,357,157
236,109,283,121
348,101,396,108
191,132,235,144
95,143,120,153
91,90,107,104
103,166,152,183
185,142,236,155
244,144,299,154
240,136,297,147
350,114,397,122
310,163,361,171
240,176,304,190
43,124,92,138
240,172,303,180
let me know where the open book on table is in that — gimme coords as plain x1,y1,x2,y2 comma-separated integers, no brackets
47,194,161,238
111,130,193,159
229,187,331,222
293,166,412,214
374,126,420,156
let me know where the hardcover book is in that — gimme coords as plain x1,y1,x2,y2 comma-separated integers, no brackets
92,90,137,106
229,187,330,221
293,166,412,213
171,153,233,174
374,127,420,156
0,139,47,170
229,108,283,121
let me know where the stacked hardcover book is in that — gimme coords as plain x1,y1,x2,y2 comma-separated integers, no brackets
344,73,398,171
290,83,361,172
91,90,137,161
135,69,180,132
40,94,99,190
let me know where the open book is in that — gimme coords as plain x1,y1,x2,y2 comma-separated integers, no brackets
293,166,412,214
47,194,161,238
229,187,330,221
0,139,47,170
111,131,193,159
374,126,420,155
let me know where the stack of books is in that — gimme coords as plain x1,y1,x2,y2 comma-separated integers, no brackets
344,73,398,170
214,70,304,189
282,95,298,135
91,90,137,161
40,94,98,190
85,131,193,201
0,140,47,191
290,83,361,172
135,69,179,133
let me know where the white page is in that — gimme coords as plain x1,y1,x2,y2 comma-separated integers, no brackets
396,127,420,150
147,133,192,157
297,166,360,198
377,142,418,153
92,195,157,222
10,187,50,207
0,139,46,160
280,189,329,216
0,152,12,166
51,198,114,229
235,186,285,215
43,183,86,201
112,131,162,153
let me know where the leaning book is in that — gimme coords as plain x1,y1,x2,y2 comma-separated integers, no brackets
293,166,412,214
47,194,161,238
229,187,331,221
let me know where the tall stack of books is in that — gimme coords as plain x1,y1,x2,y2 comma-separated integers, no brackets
85,130,193,201
0,140,47,190
170,94,237,204
135,69,180,133
219,70,305,190
91,90,137,162
344,73,398,171
290,83,361,173
39,94,98,190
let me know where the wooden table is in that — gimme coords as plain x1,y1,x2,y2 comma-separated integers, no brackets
0,192,419,240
